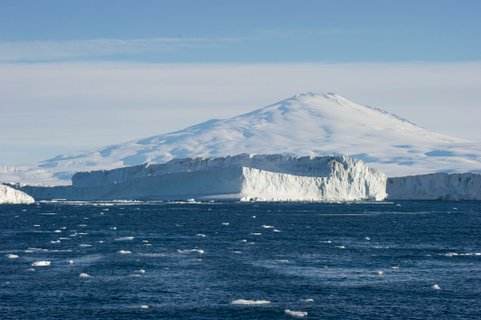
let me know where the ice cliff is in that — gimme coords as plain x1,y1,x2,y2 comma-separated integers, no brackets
0,184,35,204
20,154,387,201
387,173,481,200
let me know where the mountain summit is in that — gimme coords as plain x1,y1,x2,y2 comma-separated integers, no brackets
4,92,481,185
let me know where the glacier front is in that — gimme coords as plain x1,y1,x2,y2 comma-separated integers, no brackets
19,154,387,201
387,173,481,200
0,184,35,204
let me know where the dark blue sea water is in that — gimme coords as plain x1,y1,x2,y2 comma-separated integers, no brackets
1,201,481,320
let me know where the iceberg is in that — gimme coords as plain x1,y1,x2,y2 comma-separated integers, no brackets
0,184,35,204
387,173,481,200
19,154,387,202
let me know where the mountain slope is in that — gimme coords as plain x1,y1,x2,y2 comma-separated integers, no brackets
6,92,481,185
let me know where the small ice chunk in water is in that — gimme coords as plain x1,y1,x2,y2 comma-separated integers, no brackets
273,229,281,232
261,225,274,229
118,250,132,254
110,227,117,230
336,245,345,249
53,229,62,233
365,236,371,240
231,299,271,305
6,254,19,259
135,269,146,274
32,260,51,266
252,216,256,219
432,283,441,290
276,259,289,264
285,309,308,318
68,260,74,264
114,236,134,241
140,305,149,309
222,222,229,226
196,233,207,237
375,271,384,276
300,298,314,303
79,273,90,278
250,233,262,236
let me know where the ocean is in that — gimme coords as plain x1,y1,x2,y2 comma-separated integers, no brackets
1,201,481,319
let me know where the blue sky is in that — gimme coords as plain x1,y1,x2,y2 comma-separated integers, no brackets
1,0,481,165
1,0,481,63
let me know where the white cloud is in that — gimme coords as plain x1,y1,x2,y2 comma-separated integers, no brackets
1,61,480,165
0,37,233,62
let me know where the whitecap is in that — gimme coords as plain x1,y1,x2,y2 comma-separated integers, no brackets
273,229,281,233
32,260,51,266
276,259,289,264
222,222,230,226
321,240,332,244
300,298,314,303
79,272,90,278
231,299,271,305
196,234,207,237
177,249,204,254
365,236,371,240
285,309,308,318
6,254,19,259
110,227,117,230
375,271,384,276
79,244,92,247
140,305,149,309
335,245,345,249
118,250,132,254
250,233,262,236
261,225,274,229
114,236,135,241
135,269,146,274
51,240,61,244
53,229,62,233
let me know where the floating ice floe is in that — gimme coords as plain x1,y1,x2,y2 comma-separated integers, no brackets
140,305,149,309
230,299,271,305
222,222,230,226
114,236,135,241
118,250,132,254
285,309,308,318
6,254,19,259
79,273,90,278
365,236,371,240
32,260,51,266
432,284,441,290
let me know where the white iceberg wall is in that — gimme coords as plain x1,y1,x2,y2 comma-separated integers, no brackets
387,173,481,200
0,184,35,204
21,154,387,201
241,157,386,201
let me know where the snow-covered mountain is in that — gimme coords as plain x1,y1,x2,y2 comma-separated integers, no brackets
4,92,481,185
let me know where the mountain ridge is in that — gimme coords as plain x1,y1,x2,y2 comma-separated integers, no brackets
3,92,481,185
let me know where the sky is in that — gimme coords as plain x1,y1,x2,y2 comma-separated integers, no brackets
1,0,481,165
